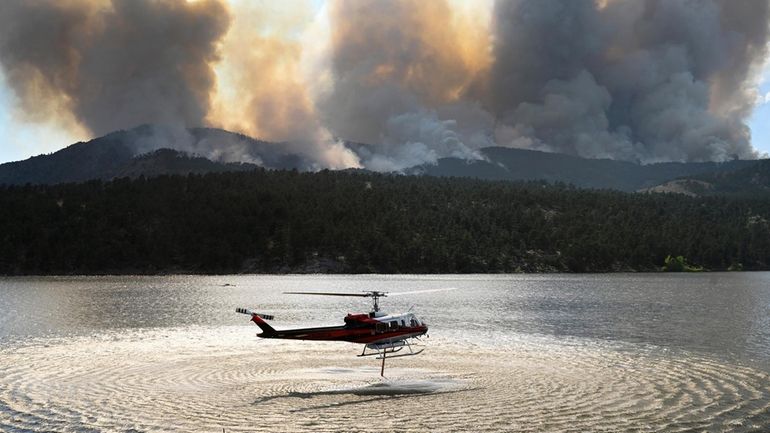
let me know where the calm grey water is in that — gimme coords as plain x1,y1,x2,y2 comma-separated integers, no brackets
1,274,769,432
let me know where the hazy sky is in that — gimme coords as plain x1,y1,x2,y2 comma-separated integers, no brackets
0,72,86,163
1,0,769,168
749,67,770,158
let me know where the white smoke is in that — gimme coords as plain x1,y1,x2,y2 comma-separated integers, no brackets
360,110,485,172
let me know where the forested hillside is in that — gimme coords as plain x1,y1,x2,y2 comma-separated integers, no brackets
0,125,307,185
1,169,769,275
412,147,757,191
1,124,762,191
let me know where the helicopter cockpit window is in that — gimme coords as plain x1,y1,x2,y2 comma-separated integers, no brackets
401,320,406,327
390,321,398,329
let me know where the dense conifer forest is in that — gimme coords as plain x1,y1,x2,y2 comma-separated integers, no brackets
1,169,769,275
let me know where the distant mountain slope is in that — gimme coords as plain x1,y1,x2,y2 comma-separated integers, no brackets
643,160,770,196
1,124,763,191
0,133,135,185
0,125,306,185
411,147,759,192
113,149,257,179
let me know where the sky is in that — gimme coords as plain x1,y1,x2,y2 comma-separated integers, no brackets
1,0,770,168
748,67,770,158
0,72,87,163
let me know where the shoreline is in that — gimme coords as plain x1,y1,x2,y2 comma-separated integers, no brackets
1,269,765,277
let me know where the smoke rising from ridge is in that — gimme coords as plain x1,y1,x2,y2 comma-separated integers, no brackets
207,0,360,169
0,0,229,138
316,0,493,170
489,0,769,162
0,0,768,168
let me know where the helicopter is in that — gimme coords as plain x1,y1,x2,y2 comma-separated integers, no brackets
236,288,453,376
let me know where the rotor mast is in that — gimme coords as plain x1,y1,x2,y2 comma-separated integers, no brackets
367,291,386,312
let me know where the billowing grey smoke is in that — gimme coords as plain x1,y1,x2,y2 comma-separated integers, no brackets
489,0,770,162
317,0,769,166
357,110,484,171
117,124,313,169
318,0,492,170
0,0,768,168
0,0,229,136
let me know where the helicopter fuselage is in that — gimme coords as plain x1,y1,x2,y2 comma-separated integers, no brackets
236,290,443,376
249,311,427,345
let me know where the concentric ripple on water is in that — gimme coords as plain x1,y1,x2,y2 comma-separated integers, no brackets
1,327,769,432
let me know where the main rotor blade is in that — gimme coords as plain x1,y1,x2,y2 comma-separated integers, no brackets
283,291,372,297
386,287,458,297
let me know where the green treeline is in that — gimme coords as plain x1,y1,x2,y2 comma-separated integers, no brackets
1,169,769,275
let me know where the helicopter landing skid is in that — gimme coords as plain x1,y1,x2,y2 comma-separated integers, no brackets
358,339,424,376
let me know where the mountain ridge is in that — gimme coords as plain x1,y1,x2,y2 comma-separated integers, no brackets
0,124,763,192
409,147,758,191
0,125,305,185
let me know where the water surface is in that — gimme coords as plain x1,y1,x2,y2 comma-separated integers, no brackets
1,274,769,431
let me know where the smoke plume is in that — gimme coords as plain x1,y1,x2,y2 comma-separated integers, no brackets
207,0,360,169
488,0,770,162
314,0,493,170
1,0,769,168
0,0,229,136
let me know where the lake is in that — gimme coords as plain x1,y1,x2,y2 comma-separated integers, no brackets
1,274,769,432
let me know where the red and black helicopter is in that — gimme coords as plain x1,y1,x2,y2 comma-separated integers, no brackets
237,289,452,376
